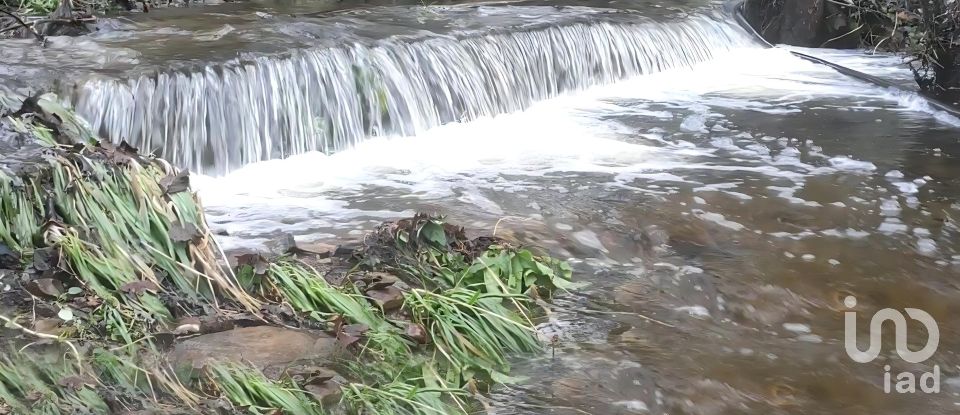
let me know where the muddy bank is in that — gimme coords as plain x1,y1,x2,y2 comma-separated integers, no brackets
0,95,574,414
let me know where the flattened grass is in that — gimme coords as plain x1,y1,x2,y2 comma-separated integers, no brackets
0,100,576,414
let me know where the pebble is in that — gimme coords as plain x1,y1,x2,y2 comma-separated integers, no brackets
797,334,823,343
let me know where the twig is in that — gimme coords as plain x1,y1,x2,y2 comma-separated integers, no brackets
0,8,45,44
492,215,532,236
870,12,900,54
0,313,84,374
570,306,676,328
872,35,891,54
820,23,864,48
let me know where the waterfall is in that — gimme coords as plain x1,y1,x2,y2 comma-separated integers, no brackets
74,14,754,174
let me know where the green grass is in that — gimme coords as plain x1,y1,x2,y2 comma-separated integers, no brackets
269,260,384,329
404,288,540,373
3,0,120,16
205,364,323,415
0,351,109,414
0,98,576,415
8,0,59,16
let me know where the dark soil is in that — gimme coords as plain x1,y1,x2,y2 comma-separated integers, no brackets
741,0,860,48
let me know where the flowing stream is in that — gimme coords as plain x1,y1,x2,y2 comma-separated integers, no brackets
73,3,749,173
5,0,960,413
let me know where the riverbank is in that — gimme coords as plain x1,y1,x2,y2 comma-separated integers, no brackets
4,2,960,412
741,0,960,108
0,94,574,414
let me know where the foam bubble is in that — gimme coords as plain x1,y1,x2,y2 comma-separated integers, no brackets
829,157,876,172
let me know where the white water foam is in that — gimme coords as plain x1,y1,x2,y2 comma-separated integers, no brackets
196,45,959,252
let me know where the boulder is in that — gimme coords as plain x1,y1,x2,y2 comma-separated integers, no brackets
169,326,337,376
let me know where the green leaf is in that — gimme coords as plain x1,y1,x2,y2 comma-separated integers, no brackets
58,307,74,322
419,221,447,247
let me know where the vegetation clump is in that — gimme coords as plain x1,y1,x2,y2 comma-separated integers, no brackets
0,95,575,414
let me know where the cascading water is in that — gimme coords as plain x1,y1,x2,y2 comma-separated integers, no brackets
8,2,960,414
74,13,755,174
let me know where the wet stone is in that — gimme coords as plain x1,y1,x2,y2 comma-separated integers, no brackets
25,278,64,299
292,241,337,258
366,285,404,311
0,244,19,269
305,381,343,405
169,326,337,376
334,243,360,257
263,233,297,256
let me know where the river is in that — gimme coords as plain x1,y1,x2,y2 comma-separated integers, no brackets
6,0,960,413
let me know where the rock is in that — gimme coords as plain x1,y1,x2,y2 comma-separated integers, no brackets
31,318,61,335
286,365,337,383
262,362,337,383
277,364,345,405
159,171,190,195
25,278,63,299
334,243,359,257
366,285,404,312
168,222,200,243
351,271,400,289
305,380,342,406
263,233,297,256
169,326,337,376
335,324,368,349
0,244,20,269
404,323,427,344
231,252,269,274
291,241,336,258
31,247,55,271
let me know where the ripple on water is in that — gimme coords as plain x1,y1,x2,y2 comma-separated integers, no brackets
195,35,960,414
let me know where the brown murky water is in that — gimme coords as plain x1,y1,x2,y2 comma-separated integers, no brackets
196,45,960,414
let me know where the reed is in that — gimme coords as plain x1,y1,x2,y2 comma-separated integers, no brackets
0,96,575,414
